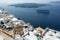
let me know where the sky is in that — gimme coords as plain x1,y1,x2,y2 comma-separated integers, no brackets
0,0,60,4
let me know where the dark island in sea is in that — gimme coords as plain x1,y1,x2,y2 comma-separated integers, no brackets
10,3,51,14
10,3,50,8
37,9,49,14
37,5,51,14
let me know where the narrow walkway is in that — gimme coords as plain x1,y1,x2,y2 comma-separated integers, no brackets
0,29,13,40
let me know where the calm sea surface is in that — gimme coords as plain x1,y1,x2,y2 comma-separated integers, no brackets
0,4,60,31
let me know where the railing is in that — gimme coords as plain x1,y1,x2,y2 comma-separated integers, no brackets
2,30,13,38
0,26,13,38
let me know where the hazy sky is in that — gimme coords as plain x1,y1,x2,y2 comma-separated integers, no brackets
0,0,60,4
